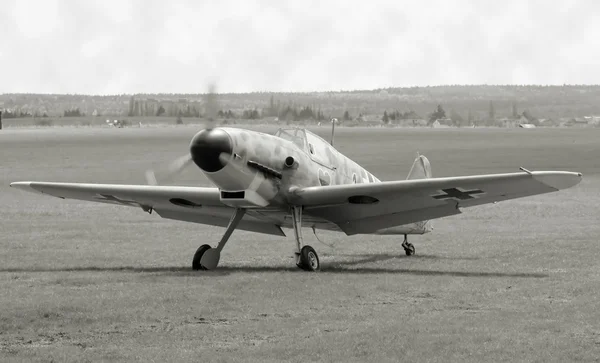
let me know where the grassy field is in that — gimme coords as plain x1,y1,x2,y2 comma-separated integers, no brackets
1,126,599,362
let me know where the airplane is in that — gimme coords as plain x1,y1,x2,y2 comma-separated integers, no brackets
10,90,583,272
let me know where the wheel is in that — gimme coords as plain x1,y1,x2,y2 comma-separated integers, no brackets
192,244,212,270
297,245,320,271
404,242,415,256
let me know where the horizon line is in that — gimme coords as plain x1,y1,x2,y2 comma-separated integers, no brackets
2,84,600,97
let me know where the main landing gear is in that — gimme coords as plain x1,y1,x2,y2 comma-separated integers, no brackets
292,206,320,271
402,234,415,256
190,206,319,271
192,208,246,270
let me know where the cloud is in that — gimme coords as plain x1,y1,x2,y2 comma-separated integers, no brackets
1,0,599,94
12,0,61,39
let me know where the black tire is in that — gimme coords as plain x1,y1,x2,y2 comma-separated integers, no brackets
404,243,415,256
297,245,320,271
192,244,212,270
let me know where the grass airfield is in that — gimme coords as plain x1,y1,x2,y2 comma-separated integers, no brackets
1,125,599,362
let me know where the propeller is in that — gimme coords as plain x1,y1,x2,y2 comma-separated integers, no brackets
145,154,193,185
204,83,219,130
144,83,222,185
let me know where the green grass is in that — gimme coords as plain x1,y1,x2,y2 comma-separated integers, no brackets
1,126,599,362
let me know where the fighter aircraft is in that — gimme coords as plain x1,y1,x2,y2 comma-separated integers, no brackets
10,88,583,272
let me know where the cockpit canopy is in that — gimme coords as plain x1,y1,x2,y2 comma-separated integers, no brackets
274,128,307,150
274,127,338,168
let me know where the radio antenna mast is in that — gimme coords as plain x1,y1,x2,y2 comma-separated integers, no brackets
330,118,337,146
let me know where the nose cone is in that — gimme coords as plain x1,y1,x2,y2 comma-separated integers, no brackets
190,128,233,172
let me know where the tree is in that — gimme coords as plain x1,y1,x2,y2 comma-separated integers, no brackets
167,103,177,117
316,108,325,121
343,110,351,121
242,109,261,120
156,105,165,116
278,105,298,121
128,96,135,116
450,109,464,127
382,111,389,124
266,95,278,117
428,104,446,124
488,100,495,120
522,110,538,124
400,110,421,120
133,100,140,116
298,106,316,120
64,108,82,117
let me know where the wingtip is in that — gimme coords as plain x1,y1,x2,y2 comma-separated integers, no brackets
533,171,583,190
10,182,41,193
10,181,31,189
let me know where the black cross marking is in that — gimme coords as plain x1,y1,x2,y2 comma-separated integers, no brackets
432,188,485,201
94,194,140,206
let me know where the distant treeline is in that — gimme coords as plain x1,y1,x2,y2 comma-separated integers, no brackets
2,85,600,121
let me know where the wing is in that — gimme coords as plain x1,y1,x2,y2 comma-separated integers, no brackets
289,171,582,235
10,182,285,236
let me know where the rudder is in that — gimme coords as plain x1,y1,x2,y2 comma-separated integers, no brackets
406,153,432,180
406,153,433,233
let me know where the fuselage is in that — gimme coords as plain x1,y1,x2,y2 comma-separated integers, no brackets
188,126,429,235
190,127,380,205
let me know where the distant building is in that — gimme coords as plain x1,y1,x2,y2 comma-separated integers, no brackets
431,118,453,128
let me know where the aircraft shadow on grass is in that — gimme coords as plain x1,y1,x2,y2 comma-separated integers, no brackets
0,254,548,278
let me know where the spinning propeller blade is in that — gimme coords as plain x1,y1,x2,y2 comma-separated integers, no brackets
145,154,193,185
203,83,219,130
145,83,222,185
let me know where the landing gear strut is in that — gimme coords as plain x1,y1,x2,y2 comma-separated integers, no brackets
192,208,246,270
402,234,415,256
292,206,320,271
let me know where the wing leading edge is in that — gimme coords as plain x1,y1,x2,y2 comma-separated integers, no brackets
10,182,285,236
10,169,582,237
291,170,582,235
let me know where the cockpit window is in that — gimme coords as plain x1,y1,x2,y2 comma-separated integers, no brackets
275,128,306,150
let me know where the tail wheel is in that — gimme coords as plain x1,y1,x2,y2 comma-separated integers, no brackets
192,244,212,270
297,245,320,271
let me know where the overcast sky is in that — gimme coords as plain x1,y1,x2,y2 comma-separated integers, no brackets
1,0,599,94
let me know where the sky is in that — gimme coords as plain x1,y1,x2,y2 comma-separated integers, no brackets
1,0,599,94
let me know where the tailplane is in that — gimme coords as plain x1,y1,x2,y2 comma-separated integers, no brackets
407,153,432,180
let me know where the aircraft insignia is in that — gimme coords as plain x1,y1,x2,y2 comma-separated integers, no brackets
431,188,485,201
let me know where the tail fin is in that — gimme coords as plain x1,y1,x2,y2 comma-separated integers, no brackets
406,153,433,233
407,153,432,180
